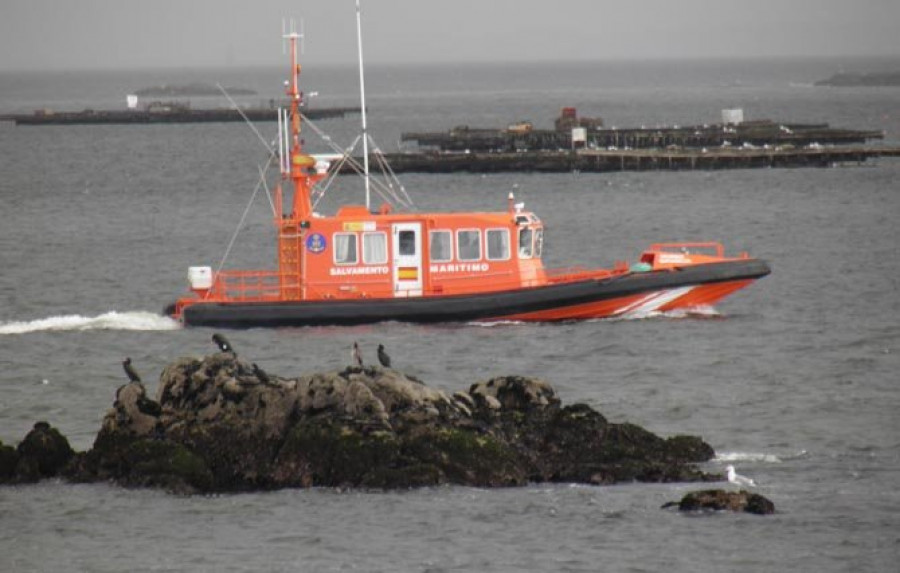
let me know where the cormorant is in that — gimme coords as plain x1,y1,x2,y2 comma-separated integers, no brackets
122,357,141,383
377,344,391,368
136,395,162,417
212,333,236,355
252,363,271,384
352,342,363,367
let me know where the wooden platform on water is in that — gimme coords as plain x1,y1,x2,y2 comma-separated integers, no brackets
0,106,360,126
338,146,900,175
403,121,884,152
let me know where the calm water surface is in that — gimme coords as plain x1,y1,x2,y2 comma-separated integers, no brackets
1,58,899,571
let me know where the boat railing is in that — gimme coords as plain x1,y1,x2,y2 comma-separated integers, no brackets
208,270,286,301
647,242,725,257
545,265,625,283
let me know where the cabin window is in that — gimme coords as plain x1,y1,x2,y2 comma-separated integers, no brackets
362,232,387,264
457,229,481,261
486,229,510,261
518,228,534,258
430,230,453,262
534,229,544,258
333,233,358,265
398,230,417,256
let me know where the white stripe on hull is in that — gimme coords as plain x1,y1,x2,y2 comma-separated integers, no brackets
614,286,695,318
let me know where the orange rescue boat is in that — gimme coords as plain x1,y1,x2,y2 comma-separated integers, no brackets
167,31,769,328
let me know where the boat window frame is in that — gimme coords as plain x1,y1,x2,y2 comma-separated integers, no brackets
429,229,453,263
456,228,482,262
518,227,534,259
398,229,417,257
333,232,359,265
534,228,544,258
362,231,388,265
486,228,511,261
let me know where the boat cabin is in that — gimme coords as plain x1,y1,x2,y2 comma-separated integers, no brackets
185,198,547,306
299,203,545,299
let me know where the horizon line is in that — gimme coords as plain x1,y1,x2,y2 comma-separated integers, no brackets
2,53,900,75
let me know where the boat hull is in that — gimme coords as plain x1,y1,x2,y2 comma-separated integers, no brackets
178,259,769,328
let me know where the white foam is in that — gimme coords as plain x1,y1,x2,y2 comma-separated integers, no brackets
466,320,526,327
715,450,808,464
0,311,181,335
715,452,782,463
607,306,721,322
665,306,721,318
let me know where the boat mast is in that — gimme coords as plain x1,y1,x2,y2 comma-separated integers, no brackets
356,0,371,210
284,28,315,220
277,24,324,301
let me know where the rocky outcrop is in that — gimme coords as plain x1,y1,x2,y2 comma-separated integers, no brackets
7,353,718,493
662,489,776,515
0,422,74,484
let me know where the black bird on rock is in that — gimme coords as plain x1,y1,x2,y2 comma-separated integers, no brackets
377,344,391,368
136,395,163,417
122,357,141,383
352,341,363,368
252,363,271,384
212,333,236,356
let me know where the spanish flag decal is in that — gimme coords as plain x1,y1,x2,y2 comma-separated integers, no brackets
398,267,419,281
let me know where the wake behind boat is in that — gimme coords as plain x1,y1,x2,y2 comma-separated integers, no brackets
167,14,769,329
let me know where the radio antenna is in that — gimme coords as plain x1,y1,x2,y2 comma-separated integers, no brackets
355,0,371,210
300,19,306,55
282,18,303,55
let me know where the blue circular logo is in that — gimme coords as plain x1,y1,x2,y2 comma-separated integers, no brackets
306,233,327,254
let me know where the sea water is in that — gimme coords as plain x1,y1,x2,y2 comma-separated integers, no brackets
1,58,899,571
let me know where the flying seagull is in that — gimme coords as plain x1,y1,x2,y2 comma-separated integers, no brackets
377,344,391,368
352,342,363,367
122,357,141,383
726,465,756,488
212,333,235,356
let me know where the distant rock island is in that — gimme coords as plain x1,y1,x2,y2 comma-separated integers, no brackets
134,83,257,97
815,71,900,87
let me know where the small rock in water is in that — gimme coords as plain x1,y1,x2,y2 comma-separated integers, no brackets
0,422,74,484
662,489,775,515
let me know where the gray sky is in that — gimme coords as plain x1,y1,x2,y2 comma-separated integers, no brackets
1,0,899,71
